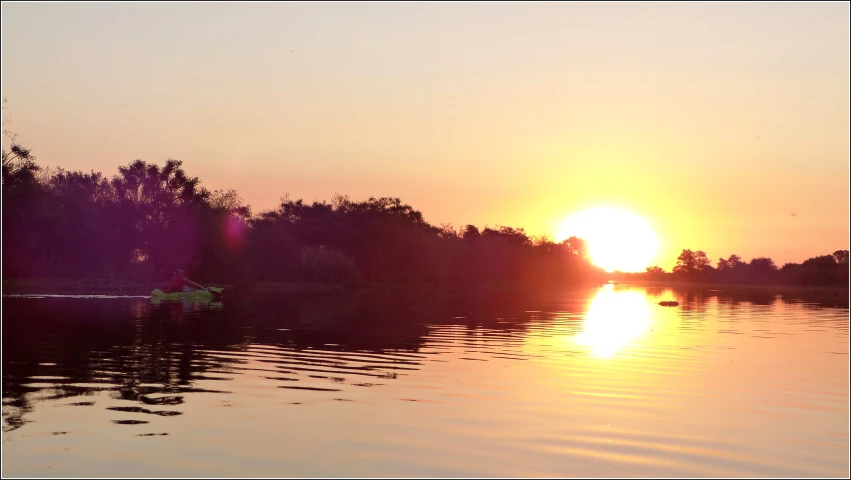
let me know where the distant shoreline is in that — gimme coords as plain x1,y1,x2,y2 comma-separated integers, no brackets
608,279,849,294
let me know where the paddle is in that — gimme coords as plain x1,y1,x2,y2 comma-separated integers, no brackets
205,286,223,301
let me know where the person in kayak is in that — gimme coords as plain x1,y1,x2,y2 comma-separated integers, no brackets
165,269,209,293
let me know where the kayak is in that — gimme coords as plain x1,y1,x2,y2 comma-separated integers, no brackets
151,287,223,301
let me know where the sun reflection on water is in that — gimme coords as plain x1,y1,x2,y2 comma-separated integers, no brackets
574,285,653,358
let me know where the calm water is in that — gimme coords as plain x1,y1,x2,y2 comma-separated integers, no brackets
2,284,848,477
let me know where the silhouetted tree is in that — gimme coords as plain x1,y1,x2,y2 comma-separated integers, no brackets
1,98,39,187
562,236,589,259
749,257,777,272
717,254,746,271
673,249,712,276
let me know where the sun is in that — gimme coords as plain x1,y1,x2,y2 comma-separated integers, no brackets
556,207,659,273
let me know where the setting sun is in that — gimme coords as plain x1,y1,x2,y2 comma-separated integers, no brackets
557,207,659,272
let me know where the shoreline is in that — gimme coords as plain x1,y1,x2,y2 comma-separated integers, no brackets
1,277,605,296
0,278,361,295
609,279,849,294
2,277,846,297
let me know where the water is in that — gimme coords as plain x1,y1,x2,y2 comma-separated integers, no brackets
2,284,848,477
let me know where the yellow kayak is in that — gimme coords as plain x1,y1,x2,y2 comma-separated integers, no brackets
151,287,223,301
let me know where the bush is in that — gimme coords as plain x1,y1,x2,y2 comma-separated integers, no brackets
298,246,360,284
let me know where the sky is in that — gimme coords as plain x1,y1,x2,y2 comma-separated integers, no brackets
2,1,849,270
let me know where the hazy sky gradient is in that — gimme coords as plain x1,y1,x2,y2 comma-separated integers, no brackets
2,2,848,269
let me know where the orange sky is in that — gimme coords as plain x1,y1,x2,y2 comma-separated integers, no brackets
1,2,848,270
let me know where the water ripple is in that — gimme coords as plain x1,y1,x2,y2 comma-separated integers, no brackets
2,286,847,477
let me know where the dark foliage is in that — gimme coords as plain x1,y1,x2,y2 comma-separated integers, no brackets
2,149,604,287
618,249,848,287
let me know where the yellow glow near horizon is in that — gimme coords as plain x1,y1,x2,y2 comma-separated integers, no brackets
1,3,848,269
573,286,652,358
557,207,659,272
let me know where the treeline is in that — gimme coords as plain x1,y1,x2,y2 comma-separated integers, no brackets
619,249,849,287
4,125,846,289
2,143,604,287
